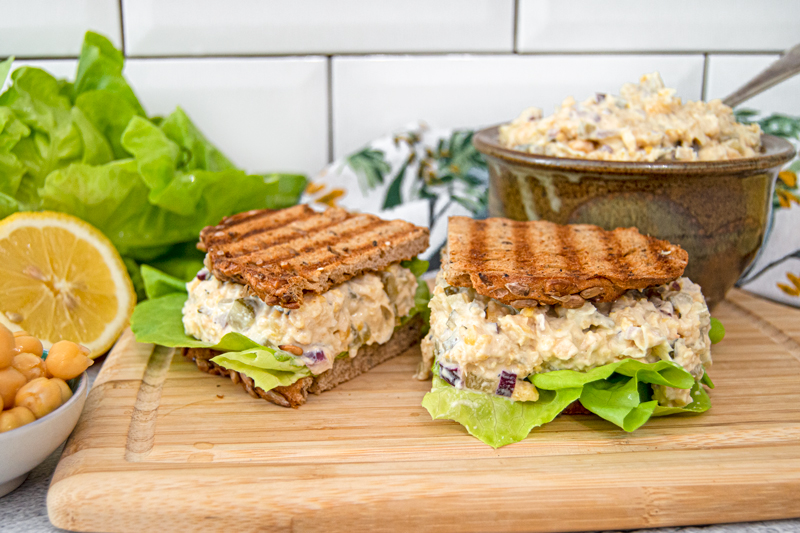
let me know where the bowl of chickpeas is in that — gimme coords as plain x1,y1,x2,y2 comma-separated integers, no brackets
0,324,93,497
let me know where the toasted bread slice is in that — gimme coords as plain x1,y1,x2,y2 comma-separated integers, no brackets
199,205,429,308
444,217,687,307
184,316,424,408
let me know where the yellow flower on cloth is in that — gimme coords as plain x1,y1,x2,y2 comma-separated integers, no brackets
732,110,800,307
303,122,488,268
778,272,800,298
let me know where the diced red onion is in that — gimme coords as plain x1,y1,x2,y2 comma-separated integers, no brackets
303,349,326,364
438,363,461,387
496,370,517,397
196,268,209,281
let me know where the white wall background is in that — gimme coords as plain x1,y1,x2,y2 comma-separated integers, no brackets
1,0,799,176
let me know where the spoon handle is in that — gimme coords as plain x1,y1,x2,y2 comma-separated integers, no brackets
722,43,800,108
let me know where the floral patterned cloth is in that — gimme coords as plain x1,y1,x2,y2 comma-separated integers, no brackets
735,111,800,307
304,122,487,270
306,115,800,307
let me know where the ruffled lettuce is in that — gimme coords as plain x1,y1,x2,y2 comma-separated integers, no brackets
423,358,712,448
401,258,431,332
131,260,431,395
422,376,581,448
0,32,306,299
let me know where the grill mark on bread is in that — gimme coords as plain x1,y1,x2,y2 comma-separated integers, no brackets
237,213,334,243
218,216,386,267
468,218,489,285
201,206,429,307
595,227,626,281
607,229,635,278
212,209,345,255
444,216,687,306
202,206,310,246
556,223,580,277
272,223,417,275
511,222,529,292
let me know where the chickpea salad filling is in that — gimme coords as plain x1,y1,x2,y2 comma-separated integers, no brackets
131,257,431,399
183,262,420,374
499,72,762,162
421,271,723,448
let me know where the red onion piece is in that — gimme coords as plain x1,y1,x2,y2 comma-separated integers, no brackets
496,370,517,397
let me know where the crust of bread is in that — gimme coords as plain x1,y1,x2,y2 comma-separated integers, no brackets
199,205,429,308
183,316,424,408
444,216,688,307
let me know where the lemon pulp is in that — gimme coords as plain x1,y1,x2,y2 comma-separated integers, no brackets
0,212,135,357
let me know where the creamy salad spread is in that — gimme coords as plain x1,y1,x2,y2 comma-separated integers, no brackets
500,72,762,162
183,263,417,374
421,272,712,407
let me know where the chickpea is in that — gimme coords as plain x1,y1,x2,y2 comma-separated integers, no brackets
14,335,43,357
45,341,93,380
0,323,15,368
12,352,47,381
0,406,36,433
15,377,63,419
51,378,73,403
0,366,27,409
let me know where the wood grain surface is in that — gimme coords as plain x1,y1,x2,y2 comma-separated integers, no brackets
47,289,800,533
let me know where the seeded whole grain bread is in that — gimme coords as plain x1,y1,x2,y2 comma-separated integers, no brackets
444,216,688,308
198,205,429,309
183,316,424,408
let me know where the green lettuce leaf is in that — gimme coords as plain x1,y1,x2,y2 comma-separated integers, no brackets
0,31,307,297
652,381,711,416
0,56,13,88
399,258,431,332
401,257,429,278
131,292,262,352
422,376,582,448
72,31,145,115
709,317,725,344
209,349,311,393
425,359,711,447
39,159,306,259
141,264,188,300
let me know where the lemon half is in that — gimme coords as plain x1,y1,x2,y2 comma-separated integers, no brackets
0,212,135,358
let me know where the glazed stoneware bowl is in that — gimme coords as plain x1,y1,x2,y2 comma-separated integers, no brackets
474,126,795,309
0,372,88,497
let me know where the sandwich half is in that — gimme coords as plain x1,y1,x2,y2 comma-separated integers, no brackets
132,205,430,408
420,216,721,447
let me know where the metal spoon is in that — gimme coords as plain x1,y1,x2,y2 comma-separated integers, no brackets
723,43,800,107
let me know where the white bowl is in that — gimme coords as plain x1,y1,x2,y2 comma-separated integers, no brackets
0,372,88,497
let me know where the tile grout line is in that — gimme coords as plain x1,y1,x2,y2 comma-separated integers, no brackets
512,0,520,53
701,53,709,100
118,0,126,56
327,56,334,165
8,50,782,61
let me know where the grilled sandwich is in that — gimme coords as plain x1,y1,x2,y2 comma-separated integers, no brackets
420,216,717,447
182,205,430,408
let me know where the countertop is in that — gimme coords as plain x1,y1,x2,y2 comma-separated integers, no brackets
2,358,798,533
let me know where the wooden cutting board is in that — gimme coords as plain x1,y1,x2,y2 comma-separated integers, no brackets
48,289,800,533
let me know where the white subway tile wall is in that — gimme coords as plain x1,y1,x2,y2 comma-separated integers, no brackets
706,55,800,116
124,58,329,176
517,0,800,53
1,0,798,176
333,54,704,158
0,0,120,57
122,0,515,56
